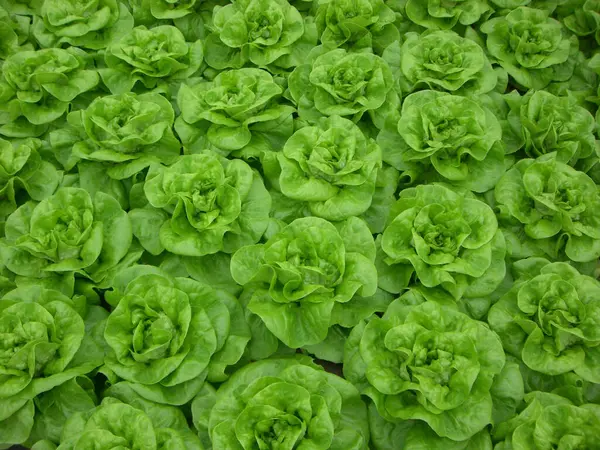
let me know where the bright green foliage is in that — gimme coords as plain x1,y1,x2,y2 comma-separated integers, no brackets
384,30,498,96
276,115,382,221
0,285,106,448
0,48,99,137
495,154,600,262
53,92,181,178
32,0,133,50
489,258,600,382
0,187,137,285
493,391,600,449
54,386,202,449
343,300,506,441
203,356,370,449
315,0,399,53
204,0,311,69
288,48,398,128
507,90,598,168
377,90,506,192
98,25,204,95
1,0,600,447
404,0,492,29
231,217,378,348
102,266,250,405
481,7,579,89
0,137,60,228
130,153,271,257
377,184,506,313
176,68,295,152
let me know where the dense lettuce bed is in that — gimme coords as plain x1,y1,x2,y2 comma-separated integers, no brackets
1,0,600,449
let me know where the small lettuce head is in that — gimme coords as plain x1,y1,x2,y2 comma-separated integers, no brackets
55,385,202,450
377,184,506,314
32,0,133,50
0,187,136,285
343,300,505,441
0,48,99,136
0,285,106,448
288,48,398,129
176,68,295,152
386,30,497,96
508,90,597,167
204,0,310,69
404,0,492,29
103,266,251,405
231,216,378,348
489,258,600,383
377,90,505,193
99,25,204,95
493,391,600,450
481,7,579,89
494,154,600,262
204,356,370,449
315,0,399,53
66,92,181,180
130,153,271,257
277,115,382,221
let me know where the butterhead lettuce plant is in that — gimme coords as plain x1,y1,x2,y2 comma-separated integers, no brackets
343,300,506,441
0,285,107,448
488,258,600,383
377,184,506,316
129,153,271,257
481,7,579,89
203,356,370,449
288,48,398,129
103,265,251,406
377,90,506,192
176,68,295,153
275,115,382,221
231,216,378,348
98,25,204,95
204,0,312,70
494,154,600,262
0,48,99,138
0,187,138,286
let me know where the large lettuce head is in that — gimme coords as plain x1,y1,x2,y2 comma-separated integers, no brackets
0,187,135,284
288,48,397,129
204,356,370,449
32,0,133,49
344,301,505,441
176,68,295,152
390,30,497,96
493,391,600,450
99,25,204,95
131,153,271,257
488,258,600,383
377,90,505,192
494,154,600,262
277,115,382,221
205,0,308,69
481,7,579,89
231,216,378,348
67,92,181,180
103,266,251,405
378,184,506,314
0,285,106,447
0,48,99,134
